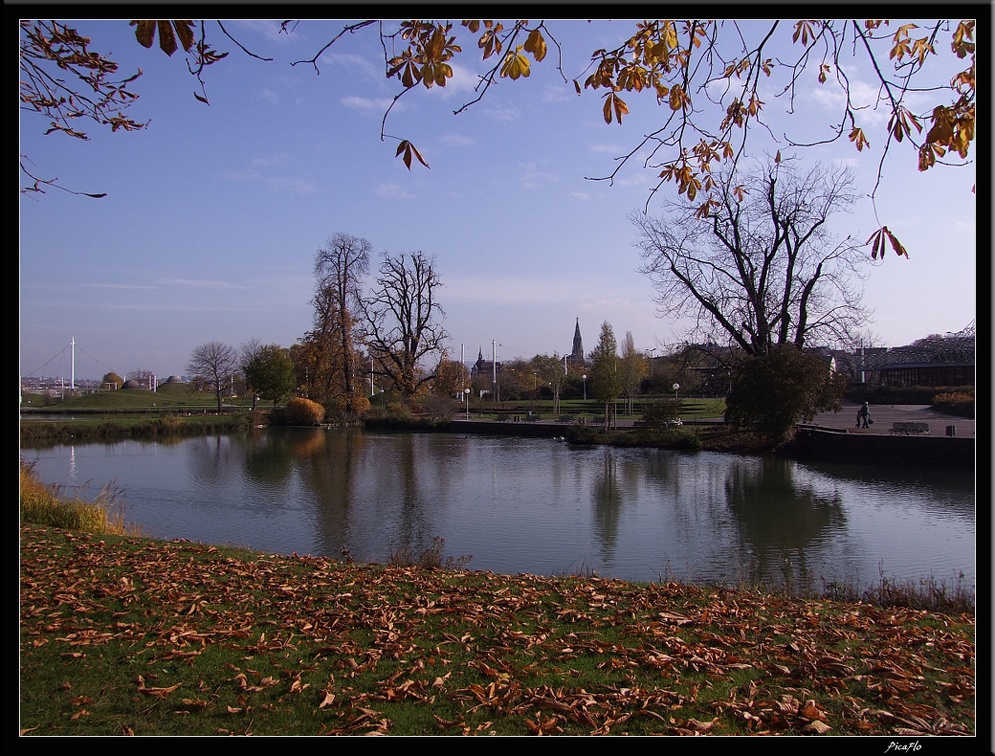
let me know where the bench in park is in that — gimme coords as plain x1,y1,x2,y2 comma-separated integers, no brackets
890,421,930,435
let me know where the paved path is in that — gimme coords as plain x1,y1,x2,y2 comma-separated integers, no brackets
803,402,975,437
456,402,975,438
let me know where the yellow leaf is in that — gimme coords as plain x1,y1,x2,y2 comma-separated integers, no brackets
500,48,531,80
524,29,547,62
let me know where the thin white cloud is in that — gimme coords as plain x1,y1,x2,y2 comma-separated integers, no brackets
588,142,623,155
519,160,558,190
250,153,291,167
264,176,317,194
222,169,316,194
259,88,281,104
341,95,399,113
482,103,521,122
323,51,382,81
543,83,575,104
159,278,249,290
803,76,891,128
229,19,296,46
445,274,648,306
378,183,416,199
440,132,476,147
82,283,158,290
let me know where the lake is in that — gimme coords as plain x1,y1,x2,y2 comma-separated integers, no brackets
21,428,976,594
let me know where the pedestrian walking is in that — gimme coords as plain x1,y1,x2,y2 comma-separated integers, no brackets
858,401,871,429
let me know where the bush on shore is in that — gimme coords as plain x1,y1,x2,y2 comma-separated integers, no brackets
19,460,130,535
932,391,975,418
276,397,326,426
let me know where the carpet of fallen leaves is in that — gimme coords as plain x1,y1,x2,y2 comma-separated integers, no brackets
19,525,975,736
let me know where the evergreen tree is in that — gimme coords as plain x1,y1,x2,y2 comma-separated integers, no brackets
589,322,623,430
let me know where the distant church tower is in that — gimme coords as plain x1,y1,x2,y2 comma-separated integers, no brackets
569,317,584,364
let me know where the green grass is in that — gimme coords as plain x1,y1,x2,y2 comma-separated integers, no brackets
20,503,976,736
22,383,257,413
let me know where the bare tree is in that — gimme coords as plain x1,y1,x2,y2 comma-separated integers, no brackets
187,340,238,412
307,233,371,410
126,368,156,389
358,251,447,404
634,159,870,357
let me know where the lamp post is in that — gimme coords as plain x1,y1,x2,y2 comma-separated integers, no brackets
673,382,680,402
583,374,587,401
464,387,470,419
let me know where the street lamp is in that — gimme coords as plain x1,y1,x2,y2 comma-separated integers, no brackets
464,387,470,419
673,382,680,402
583,374,587,401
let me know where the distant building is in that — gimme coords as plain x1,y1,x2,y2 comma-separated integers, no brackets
846,322,975,387
566,317,587,368
470,347,501,397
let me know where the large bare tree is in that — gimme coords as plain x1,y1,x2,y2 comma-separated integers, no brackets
633,159,870,357
358,251,447,404
187,340,238,412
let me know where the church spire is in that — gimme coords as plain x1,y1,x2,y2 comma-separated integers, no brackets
571,317,584,362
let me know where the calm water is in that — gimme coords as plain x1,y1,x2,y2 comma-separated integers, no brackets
21,428,976,593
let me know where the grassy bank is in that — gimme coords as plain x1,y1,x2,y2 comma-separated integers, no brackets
19,465,976,736
19,412,258,447
19,524,975,737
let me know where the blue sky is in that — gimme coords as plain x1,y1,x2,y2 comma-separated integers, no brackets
20,19,977,383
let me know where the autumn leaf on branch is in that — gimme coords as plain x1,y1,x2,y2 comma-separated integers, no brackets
867,226,909,260
849,127,870,151
395,140,430,170
500,47,532,80
130,20,196,56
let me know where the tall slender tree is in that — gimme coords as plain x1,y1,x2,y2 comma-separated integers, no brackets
618,331,647,415
306,233,371,413
589,322,623,430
